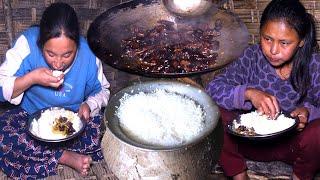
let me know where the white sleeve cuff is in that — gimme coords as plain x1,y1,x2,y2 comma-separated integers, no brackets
85,98,100,117
2,76,23,105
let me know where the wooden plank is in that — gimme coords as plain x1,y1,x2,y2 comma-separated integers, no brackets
3,0,13,47
44,161,118,180
10,0,46,8
232,0,257,9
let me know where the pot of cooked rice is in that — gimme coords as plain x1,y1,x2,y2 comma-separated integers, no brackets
101,80,222,179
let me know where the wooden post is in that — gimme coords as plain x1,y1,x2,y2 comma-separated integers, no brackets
3,0,14,48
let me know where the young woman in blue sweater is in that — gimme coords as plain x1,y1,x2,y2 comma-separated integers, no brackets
0,2,110,179
207,0,320,179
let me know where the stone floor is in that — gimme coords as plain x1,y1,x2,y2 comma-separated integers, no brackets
0,160,299,180
0,160,118,180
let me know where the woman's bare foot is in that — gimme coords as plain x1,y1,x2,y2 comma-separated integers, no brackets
233,171,249,180
59,150,92,176
292,173,300,180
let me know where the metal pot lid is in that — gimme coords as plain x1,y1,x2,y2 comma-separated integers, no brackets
162,0,228,17
88,0,249,77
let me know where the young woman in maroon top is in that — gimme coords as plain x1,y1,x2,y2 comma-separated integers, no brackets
206,0,320,179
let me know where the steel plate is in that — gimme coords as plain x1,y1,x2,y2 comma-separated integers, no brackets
227,112,299,140
27,107,86,143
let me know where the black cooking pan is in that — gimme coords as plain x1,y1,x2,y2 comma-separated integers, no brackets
87,0,249,77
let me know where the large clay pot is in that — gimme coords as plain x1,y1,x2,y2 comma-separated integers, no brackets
101,80,223,179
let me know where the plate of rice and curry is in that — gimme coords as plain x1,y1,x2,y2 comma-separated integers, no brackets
227,111,299,140
27,107,86,142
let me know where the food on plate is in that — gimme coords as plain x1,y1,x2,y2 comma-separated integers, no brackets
30,108,82,140
52,116,76,136
234,125,256,136
121,19,221,74
116,89,205,146
232,111,296,136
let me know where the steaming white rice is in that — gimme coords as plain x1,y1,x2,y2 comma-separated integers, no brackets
52,70,63,77
233,111,296,135
30,108,82,140
116,89,205,146
52,70,64,84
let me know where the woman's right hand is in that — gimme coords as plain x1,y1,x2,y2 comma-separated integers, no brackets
12,67,64,99
31,67,64,88
290,107,309,131
245,87,280,119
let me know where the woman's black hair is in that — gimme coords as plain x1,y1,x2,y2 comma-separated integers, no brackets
37,2,80,49
260,0,318,103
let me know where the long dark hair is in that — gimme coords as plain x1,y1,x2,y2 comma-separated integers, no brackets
260,0,318,103
37,2,80,49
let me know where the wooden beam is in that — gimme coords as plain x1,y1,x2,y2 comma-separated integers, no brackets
2,0,13,48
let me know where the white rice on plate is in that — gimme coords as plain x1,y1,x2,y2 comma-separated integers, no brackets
30,108,82,140
116,89,205,147
233,111,296,135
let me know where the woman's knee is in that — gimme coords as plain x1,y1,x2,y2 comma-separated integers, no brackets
292,121,320,180
218,107,237,126
297,119,320,156
301,119,320,140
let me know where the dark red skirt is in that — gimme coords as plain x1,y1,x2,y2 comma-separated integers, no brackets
219,107,320,180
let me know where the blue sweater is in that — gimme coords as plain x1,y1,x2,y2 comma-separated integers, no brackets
11,27,103,114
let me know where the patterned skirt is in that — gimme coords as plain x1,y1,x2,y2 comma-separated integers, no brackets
0,107,104,179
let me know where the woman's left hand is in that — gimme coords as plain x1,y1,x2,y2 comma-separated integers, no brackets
78,103,91,122
290,107,309,131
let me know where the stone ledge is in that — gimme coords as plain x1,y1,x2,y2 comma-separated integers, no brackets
212,161,291,179
213,160,320,180
246,161,292,179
